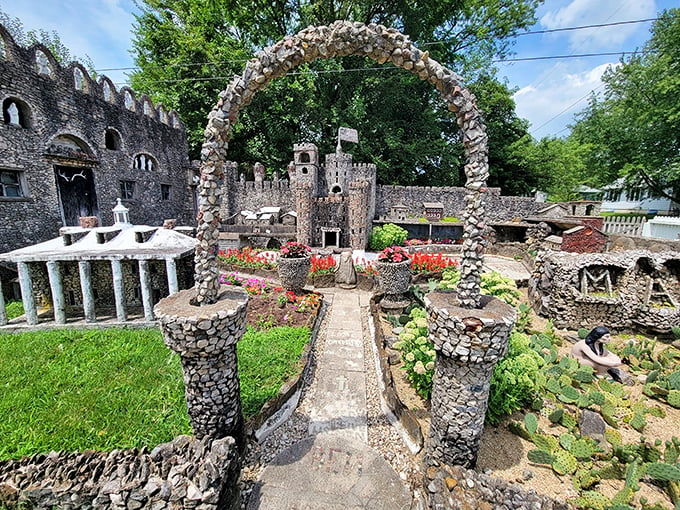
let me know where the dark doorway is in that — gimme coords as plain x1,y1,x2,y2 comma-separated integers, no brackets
54,166,99,226
323,230,339,248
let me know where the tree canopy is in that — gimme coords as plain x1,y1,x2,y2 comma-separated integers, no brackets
569,9,680,204
129,0,542,189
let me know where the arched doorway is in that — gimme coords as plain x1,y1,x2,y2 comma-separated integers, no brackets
193,21,489,308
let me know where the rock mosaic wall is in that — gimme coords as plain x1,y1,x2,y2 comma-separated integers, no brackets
529,250,680,334
195,20,490,307
0,435,241,510
0,25,193,254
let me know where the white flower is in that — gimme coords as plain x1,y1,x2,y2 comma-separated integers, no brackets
413,361,426,374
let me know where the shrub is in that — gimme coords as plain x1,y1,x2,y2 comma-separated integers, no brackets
392,307,434,400
438,269,521,306
369,223,408,250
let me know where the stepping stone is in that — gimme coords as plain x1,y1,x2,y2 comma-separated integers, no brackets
247,436,412,510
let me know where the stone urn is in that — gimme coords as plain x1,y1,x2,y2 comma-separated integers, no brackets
375,259,411,310
277,256,311,293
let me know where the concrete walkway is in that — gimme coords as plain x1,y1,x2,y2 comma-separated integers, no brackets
247,288,412,510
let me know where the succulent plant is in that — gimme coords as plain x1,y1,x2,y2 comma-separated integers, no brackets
605,428,623,447
532,433,559,453
645,462,680,482
667,389,680,408
570,438,598,459
574,490,611,510
629,412,647,432
552,449,578,475
561,410,577,431
524,412,538,435
548,408,564,424
559,385,580,404
560,432,576,451
527,448,555,465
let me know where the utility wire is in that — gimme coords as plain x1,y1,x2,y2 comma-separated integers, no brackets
96,16,658,74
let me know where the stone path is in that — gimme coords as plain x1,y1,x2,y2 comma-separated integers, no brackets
247,289,412,510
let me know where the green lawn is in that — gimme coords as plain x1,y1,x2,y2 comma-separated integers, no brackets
0,325,310,460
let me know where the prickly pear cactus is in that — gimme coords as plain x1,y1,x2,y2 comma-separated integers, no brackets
559,432,576,451
532,433,559,453
667,389,680,408
645,462,680,482
559,385,580,404
575,490,611,510
524,412,539,435
561,410,577,431
570,438,598,460
552,449,578,475
527,448,555,465
629,412,646,432
548,408,564,424
605,428,622,447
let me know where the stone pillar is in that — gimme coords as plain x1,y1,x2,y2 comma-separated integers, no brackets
46,261,66,324
0,278,6,326
165,258,179,295
424,291,516,468
138,260,154,322
155,286,248,443
78,261,96,323
17,261,38,325
111,259,127,322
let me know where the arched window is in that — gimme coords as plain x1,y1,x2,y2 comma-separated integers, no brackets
35,50,52,77
2,98,30,128
124,90,134,111
133,153,156,171
300,152,311,163
102,81,113,102
73,67,85,91
105,128,121,150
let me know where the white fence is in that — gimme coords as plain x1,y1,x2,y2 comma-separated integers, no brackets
602,216,646,236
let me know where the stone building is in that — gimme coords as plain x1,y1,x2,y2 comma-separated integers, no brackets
0,24,195,256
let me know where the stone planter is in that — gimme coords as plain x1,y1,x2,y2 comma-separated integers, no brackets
155,286,249,444
277,256,311,292
356,273,375,291
310,273,335,288
423,291,516,469
375,259,411,310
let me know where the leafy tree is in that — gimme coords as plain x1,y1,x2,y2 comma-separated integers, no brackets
570,9,680,203
129,0,542,187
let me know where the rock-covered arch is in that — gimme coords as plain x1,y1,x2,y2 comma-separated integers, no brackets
194,21,489,308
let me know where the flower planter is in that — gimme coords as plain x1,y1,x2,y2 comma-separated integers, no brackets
277,256,311,292
310,273,335,288
356,273,375,291
375,259,412,295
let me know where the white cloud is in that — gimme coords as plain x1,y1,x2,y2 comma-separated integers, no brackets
540,0,656,50
513,62,617,138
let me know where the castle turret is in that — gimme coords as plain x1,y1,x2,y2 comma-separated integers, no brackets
293,143,319,197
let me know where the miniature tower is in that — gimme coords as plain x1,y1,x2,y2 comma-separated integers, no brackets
293,143,319,197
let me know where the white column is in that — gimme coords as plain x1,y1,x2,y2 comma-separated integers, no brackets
46,260,66,324
111,259,127,322
78,261,96,323
17,261,38,325
0,278,7,326
139,260,154,322
165,258,179,295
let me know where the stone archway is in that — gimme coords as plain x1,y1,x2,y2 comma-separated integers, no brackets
193,20,489,309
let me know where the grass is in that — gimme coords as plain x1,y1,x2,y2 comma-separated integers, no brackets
238,326,310,416
5,300,24,320
0,325,311,460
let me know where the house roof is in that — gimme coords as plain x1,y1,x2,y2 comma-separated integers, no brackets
423,202,444,209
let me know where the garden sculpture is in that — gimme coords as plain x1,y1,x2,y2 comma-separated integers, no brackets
571,326,623,376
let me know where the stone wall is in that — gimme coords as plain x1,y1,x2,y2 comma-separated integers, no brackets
0,435,241,509
376,185,539,222
529,250,680,334
0,25,193,254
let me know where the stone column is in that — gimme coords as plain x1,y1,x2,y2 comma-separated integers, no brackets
78,261,96,323
46,260,66,324
424,291,516,468
0,278,6,326
165,258,179,295
155,286,249,443
111,259,127,322
138,260,154,322
17,261,38,325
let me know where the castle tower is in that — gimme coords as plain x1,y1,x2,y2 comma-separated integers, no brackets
295,181,314,247
325,151,352,196
349,180,371,249
293,143,319,197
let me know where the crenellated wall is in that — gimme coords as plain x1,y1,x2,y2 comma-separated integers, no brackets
0,24,194,254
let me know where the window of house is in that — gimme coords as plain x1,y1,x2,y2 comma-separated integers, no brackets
161,184,171,201
105,129,121,150
124,90,134,111
0,170,24,197
102,81,113,102
120,180,135,200
35,50,52,77
133,153,155,171
73,67,84,91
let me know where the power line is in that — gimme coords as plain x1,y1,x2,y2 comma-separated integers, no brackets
529,83,605,136
96,16,658,74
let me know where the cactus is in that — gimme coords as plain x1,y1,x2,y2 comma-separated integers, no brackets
574,490,611,510
624,460,642,491
597,461,625,480
561,411,577,431
640,443,662,463
549,408,564,424
578,328,589,339
546,378,562,395
646,370,660,384
605,429,623,447
629,412,647,432
570,438,598,460
600,401,618,428
524,412,539,435
573,468,599,491
668,390,680,408
532,433,559,453
646,405,666,418
665,438,679,464
611,486,634,506
559,385,580,404
552,449,578,475
508,420,532,441
573,368,594,383
527,448,555,465
645,462,680,482
577,393,592,408
560,432,576,451
587,391,605,406
559,373,573,387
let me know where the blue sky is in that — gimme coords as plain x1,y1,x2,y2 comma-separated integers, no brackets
1,0,678,139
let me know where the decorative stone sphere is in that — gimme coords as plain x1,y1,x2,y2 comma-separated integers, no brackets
277,256,311,292
375,259,412,295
